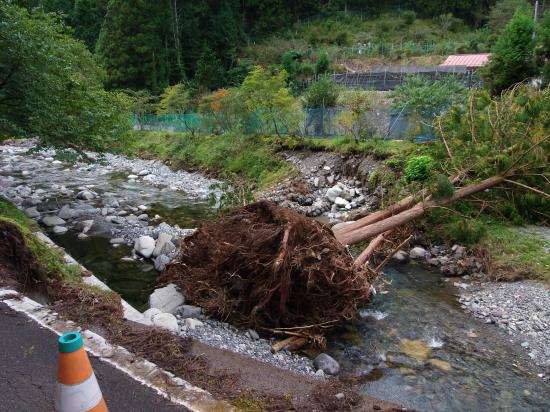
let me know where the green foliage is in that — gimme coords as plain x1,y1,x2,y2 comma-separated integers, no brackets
120,131,290,190
124,90,157,129
487,0,531,34
484,10,535,94
194,46,226,92
156,84,191,115
336,90,380,141
537,11,550,85
433,174,455,199
96,0,170,92
391,75,467,118
315,51,331,75
0,3,130,150
402,10,417,25
446,218,487,244
404,155,434,181
70,0,106,49
302,77,339,108
281,50,314,89
241,66,302,136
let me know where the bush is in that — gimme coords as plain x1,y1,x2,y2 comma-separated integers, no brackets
433,174,455,199
447,219,487,245
402,10,417,25
315,50,331,75
404,155,434,181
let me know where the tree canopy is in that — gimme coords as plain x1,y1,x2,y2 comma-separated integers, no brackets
0,2,129,149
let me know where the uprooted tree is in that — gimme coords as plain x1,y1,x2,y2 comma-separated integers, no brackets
161,85,549,347
333,85,550,262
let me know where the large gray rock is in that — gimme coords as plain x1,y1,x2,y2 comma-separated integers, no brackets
142,307,162,321
151,312,179,332
134,235,155,258
58,205,78,220
152,233,173,257
149,283,185,313
410,246,427,259
24,207,40,218
42,215,66,227
52,225,68,235
153,254,171,272
184,318,204,330
313,353,340,375
325,185,343,202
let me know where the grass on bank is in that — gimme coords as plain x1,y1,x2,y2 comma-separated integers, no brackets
0,197,82,283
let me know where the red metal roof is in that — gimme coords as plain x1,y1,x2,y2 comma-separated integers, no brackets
440,53,492,68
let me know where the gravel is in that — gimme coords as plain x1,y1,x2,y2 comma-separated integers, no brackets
175,312,317,376
459,281,550,379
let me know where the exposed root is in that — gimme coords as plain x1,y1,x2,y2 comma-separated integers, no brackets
160,201,375,340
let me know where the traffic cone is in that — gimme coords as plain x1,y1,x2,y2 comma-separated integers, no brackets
55,332,108,412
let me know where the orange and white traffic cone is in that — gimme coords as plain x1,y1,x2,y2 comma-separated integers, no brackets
55,332,109,412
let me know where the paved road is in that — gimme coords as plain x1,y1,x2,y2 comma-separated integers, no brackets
0,302,188,412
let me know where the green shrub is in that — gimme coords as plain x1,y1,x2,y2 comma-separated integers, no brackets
447,219,487,245
404,155,434,181
303,77,339,108
402,10,417,25
433,174,455,199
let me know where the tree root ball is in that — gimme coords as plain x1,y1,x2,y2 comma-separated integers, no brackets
159,201,374,339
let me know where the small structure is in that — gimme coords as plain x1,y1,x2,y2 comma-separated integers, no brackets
439,53,492,70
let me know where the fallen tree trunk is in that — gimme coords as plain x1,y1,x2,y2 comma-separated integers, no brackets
336,175,508,246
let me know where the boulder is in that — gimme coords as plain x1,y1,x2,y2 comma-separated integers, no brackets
42,215,66,227
24,207,40,218
334,197,350,208
153,254,171,272
134,236,155,258
151,312,179,332
76,190,95,201
184,318,204,330
325,185,343,202
152,233,173,257
58,205,78,220
142,307,162,320
409,247,427,259
313,353,340,375
149,283,185,313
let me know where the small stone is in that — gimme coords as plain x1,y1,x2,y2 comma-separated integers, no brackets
138,214,148,221
325,185,343,202
127,174,138,180
153,232,173,257
247,329,260,340
143,308,162,320
392,250,409,263
138,205,148,211
76,190,95,200
313,353,340,375
335,393,345,400
178,305,204,319
184,318,204,330
334,197,350,208
521,341,530,348
138,169,150,176
77,220,94,234
110,238,125,245
58,205,78,220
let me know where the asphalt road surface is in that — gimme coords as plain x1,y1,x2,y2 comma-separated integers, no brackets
0,302,189,412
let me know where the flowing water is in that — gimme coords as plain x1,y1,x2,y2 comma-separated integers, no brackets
1,143,548,410
326,264,549,411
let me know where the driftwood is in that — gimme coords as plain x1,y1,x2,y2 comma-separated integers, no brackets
271,336,308,353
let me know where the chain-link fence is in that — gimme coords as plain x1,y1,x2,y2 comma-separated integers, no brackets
303,65,474,91
135,107,435,140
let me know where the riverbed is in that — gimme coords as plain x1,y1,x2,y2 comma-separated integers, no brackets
1,141,548,410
